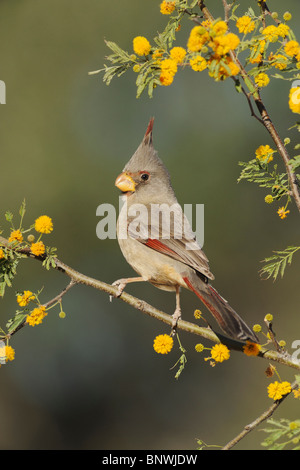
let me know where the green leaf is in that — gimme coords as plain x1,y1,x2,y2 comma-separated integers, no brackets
260,246,300,281
5,211,13,223
6,312,28,335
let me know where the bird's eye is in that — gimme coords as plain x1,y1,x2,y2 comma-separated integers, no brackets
140,173,149,181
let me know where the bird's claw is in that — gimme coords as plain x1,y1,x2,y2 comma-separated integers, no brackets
170,307,181,336
110,279,127,302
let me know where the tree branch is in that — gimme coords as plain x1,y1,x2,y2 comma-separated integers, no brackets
1,235,300,371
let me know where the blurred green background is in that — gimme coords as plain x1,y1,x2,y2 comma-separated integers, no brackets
0,0,299,450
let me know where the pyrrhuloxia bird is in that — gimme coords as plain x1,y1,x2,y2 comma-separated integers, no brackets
113,118,258,343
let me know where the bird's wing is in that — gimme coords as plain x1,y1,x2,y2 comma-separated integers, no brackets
126,202,215,281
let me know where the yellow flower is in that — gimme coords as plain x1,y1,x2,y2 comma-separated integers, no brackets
133,64,140,73
284,40,300,57
187,26,209,52
169,47,186,64
160,58,178,75
253,324,262,333
243,341,261,357
9,229,23,243
160,1,175,15
277,23,289,38
17,290,35,307
255,72,269,87
264,194,274,204
283,12,292,22
289,87,300,114
212,20,228,36
159,58,178,86
26,306,47,327
159,72,174,86
277,206,290,219
236,16,255,34
255,144,275,163
133,36,151,56
264,313,273,322
194,309,202,319
34,215,53,234
195,343,204,352
270,53,288,70
153,334,174,354
210,343,230,363
262,25,279,43
293,388,300,399
5,345,15,362
0,249,5,259
189,55,207,72
268,381,292,400
212,33,240,56
31,241,45,256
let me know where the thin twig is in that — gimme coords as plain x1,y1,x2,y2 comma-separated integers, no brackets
222,379,299,450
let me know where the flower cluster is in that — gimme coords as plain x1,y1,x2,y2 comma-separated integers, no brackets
1,211,53,259
195,342,231,367
239,144,293,219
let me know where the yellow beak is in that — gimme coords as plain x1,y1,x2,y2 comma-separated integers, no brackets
115,172,136,193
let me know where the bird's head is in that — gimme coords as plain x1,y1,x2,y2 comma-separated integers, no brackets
115,118,175,204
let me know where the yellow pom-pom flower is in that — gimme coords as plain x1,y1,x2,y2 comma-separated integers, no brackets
284,40,300,57
268,381,292,401
255,144,275,163
9,229,23,243
210,344,230,363
189,55,207,72
133,36,151,56
262,25,279,43
212,20,228,36
264,194,273,204
160,1,175,15
153,334,174,354
255,72,269,87
34,215,53,234
236,16,255,34
31,241,46,256
169,47,186,64
289,87,300,114
0,249,5,259
187,26,209,52
17,290,35,307
26,306,48,327
277,23,289,38
5,345,15,362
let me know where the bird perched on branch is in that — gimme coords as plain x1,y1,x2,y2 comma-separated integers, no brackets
113,118,258,343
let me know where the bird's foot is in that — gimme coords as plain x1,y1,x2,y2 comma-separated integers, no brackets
171,307,181,336
110,279,127,302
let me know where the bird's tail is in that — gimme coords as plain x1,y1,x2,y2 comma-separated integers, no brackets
183,273,259,343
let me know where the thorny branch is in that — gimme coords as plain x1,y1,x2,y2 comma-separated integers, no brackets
1,235,299,372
